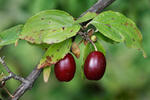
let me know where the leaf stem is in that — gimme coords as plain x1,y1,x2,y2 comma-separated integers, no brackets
3,87,14,98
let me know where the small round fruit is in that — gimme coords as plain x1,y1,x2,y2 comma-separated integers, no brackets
84,51,106,80
54,53,76,82
90,35,97,42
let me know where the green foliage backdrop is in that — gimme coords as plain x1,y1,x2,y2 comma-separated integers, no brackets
0,0,150,100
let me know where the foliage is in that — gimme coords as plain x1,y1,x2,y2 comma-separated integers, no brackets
91,11,146,57
0,25,23,47
20,10,80,44
0,0,149,100
38,39,72,69
0,10,145,71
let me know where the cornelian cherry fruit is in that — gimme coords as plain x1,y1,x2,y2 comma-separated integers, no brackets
54,53,76,82
84,51,106,80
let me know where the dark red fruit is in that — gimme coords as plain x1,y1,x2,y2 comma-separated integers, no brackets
84,51,106,80
54,53,76,82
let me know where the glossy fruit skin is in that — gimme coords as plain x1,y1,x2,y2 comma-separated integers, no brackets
84,51,106,80
54,53,76,82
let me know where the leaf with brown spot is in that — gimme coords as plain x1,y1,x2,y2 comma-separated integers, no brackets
62,27,65,30
52,30,56,32
124,22,129,26
0,25,23,47
40,29,44,32
41,18,44,20
91,11,146,57
105,24,111,28
38,39,72,69
57,49,59,52
20,10,80,44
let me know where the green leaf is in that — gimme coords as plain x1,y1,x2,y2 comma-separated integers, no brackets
91,11,146,56
0,25,23,47
75,12,97,24
38,39,72,69
43,67,51,83
95,32,117,44
20,10,80,44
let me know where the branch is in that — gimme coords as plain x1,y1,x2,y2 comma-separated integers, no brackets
0,0,116,100
80,0,116,17
11,68,42,100
0,57,42,100
0,57,26,83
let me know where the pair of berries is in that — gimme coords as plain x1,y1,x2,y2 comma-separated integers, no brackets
54,51,106,82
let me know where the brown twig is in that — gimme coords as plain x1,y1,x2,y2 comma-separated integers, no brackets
0,57,27,83
11,67,42,100
80,0,115,17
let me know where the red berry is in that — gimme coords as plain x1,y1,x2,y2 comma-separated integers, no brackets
84,51,106,80
54,53,76,82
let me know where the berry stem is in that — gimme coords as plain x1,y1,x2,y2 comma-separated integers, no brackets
3,87,14,98
78,32,98,51
87,37,98,51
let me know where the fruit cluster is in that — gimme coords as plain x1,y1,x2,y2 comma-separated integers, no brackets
54,51,106,82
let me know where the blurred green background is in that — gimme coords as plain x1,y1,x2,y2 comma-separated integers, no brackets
0,0,150,100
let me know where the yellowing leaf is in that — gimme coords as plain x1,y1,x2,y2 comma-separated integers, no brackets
43,67,51,83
